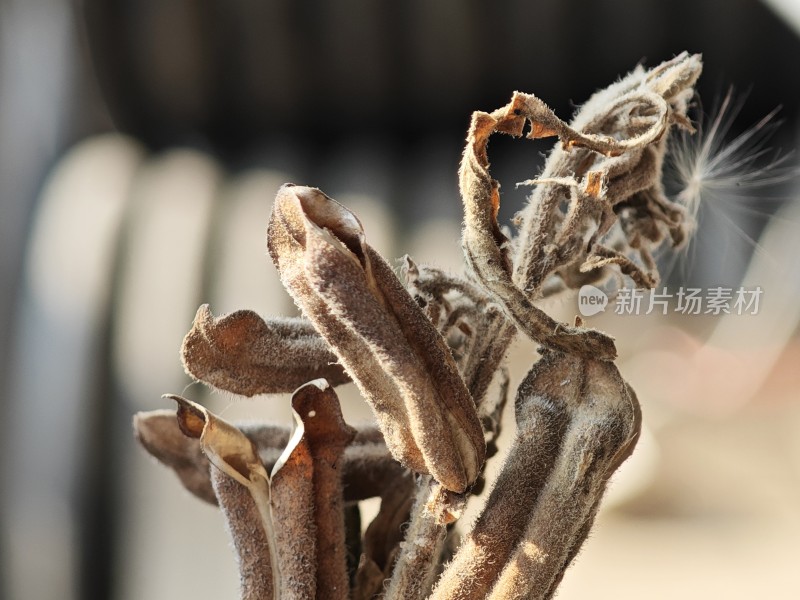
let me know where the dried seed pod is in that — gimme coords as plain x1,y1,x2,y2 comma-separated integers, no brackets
486,353,641,600
181,304,349,396
431,352,640,600
169,395,280,600
268,184,485,493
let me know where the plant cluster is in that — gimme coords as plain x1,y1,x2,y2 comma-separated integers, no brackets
135,52,702,599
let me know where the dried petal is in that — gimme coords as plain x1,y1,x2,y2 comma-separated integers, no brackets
181,304,349,396
268,184,485,493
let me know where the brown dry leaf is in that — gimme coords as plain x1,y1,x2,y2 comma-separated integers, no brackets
268,397,318,599
268,184,485,493
181,304,350,396
512,53,702,293
133,408,217,504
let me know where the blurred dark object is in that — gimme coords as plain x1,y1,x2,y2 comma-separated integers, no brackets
82,0,800,153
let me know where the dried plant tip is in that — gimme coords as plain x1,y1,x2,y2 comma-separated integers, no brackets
181,304,350,397
459,105,617,360
166,394,281,600
268,184,485,493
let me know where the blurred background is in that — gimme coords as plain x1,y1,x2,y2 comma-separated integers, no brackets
1,1,800,599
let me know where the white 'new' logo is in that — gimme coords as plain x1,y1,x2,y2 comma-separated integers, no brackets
578,285,608,317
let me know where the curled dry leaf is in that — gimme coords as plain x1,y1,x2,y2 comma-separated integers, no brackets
512,52,702,293
133,408,218,504
268,184,485,493
459,99,617,360
181,304,350,396
404,258,513,407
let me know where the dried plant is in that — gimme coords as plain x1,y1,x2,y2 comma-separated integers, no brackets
135,53,702,599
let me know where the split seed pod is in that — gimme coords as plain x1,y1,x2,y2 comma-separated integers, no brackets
268,184,485,493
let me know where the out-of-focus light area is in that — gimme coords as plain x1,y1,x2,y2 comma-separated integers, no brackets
1,2,799,599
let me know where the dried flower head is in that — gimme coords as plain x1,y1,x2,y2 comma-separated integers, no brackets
133,54,719,599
